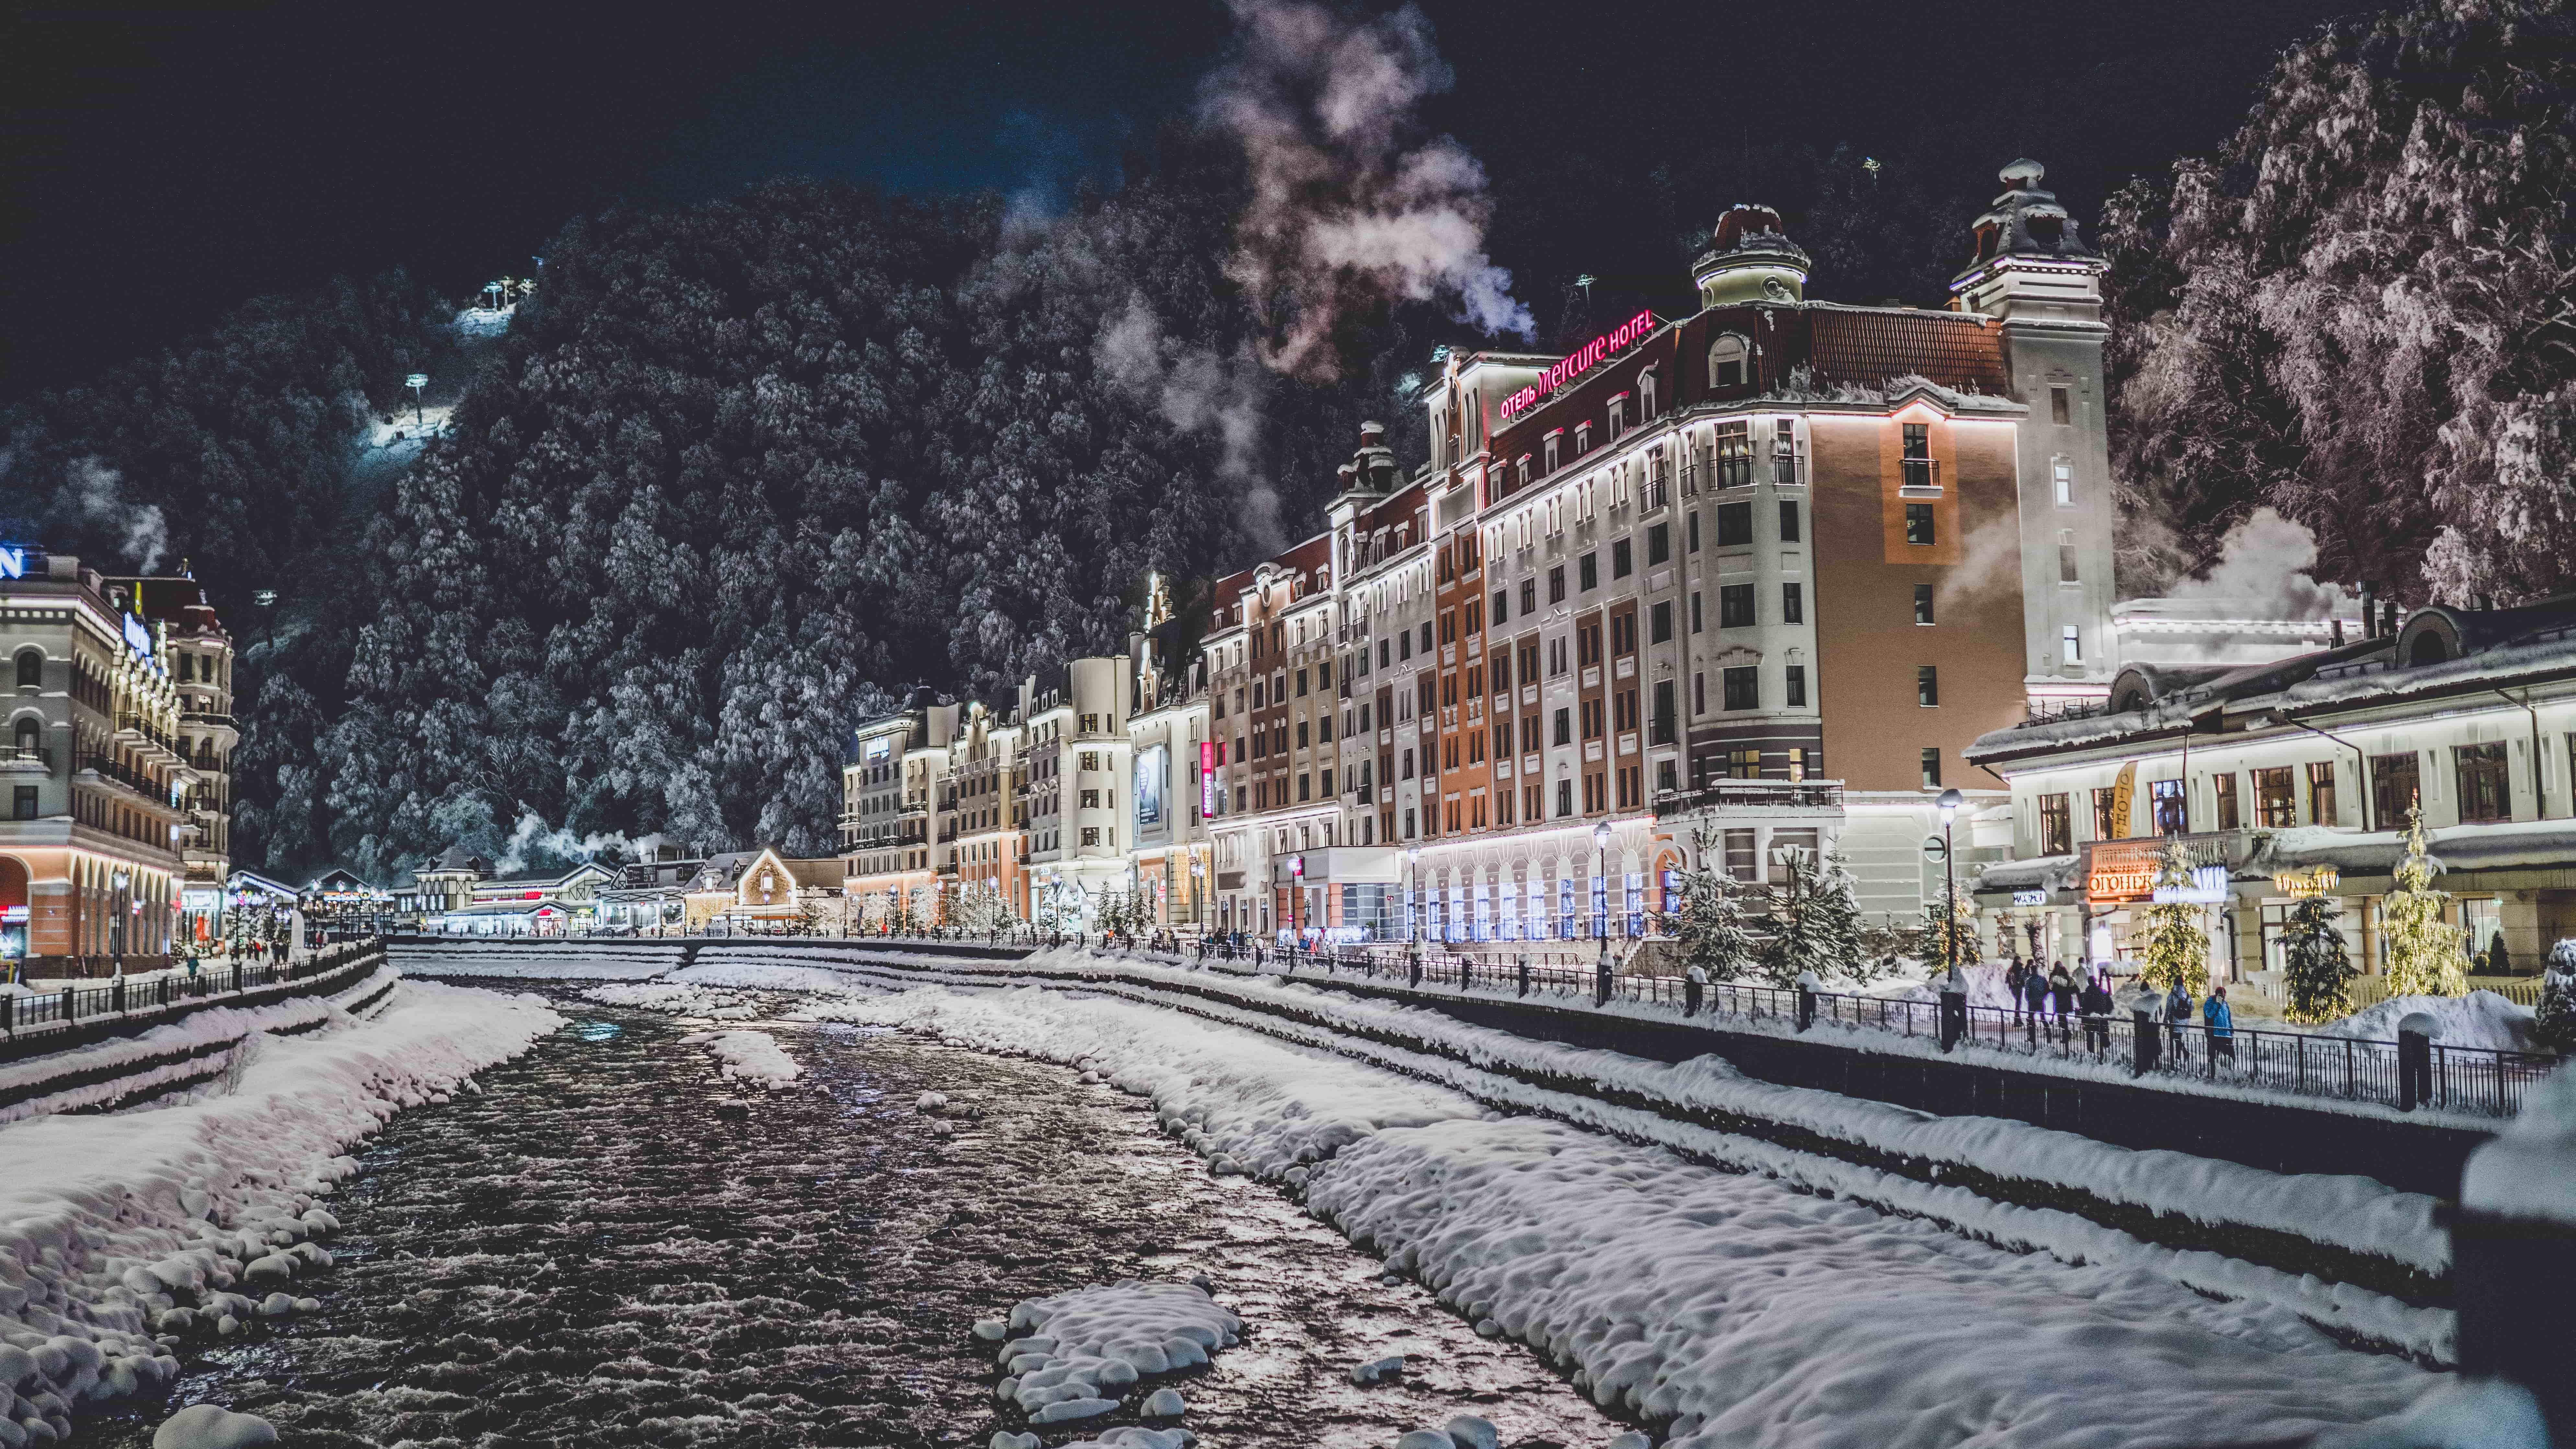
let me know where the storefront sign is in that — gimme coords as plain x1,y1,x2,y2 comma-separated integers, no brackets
2151,864,2232,904
1136,743,1166,826
2274,866,2340,898
1198,740,1216,818
1499,311,1657,423
0,546,25,580
122,612,153,660
2084,839,2162,904
2011,889,2047,907
2109,761,2138,842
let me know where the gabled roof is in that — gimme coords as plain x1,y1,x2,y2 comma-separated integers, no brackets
1804,307,2009,395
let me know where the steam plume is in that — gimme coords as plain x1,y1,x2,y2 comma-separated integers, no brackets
56,457,169,574
1201,0,1533,381
2169,508,2356,620
493,811,665,875
1095,295,1285,552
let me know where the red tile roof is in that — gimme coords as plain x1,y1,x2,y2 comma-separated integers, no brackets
1806,308,2008,394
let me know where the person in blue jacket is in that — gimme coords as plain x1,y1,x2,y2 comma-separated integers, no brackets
2202,985,2235,1062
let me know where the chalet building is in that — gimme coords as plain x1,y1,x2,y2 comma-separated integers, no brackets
0,548,190,974
1968,598,2576,1005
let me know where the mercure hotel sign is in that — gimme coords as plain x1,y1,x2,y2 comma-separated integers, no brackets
1499,311,1658,423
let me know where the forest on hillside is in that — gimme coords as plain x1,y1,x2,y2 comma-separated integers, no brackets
7,0,2575,880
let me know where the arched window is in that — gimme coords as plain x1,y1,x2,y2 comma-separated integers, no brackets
1708,334,1750,389
13,649,39,690
11,717,36,757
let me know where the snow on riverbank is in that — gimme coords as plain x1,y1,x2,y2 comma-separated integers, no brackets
587,982,760,1017
979,1280,1239,1426
685,1028,801,1088
0,981,562,1435
2318,990,2535,1052
794,980,2433,1449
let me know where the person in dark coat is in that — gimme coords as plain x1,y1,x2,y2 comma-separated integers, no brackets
2048,965,2077,1041
2080,971,2114,1052
2023,963,2053,1027
2165,983,2194,1060
2005,959,2030,1022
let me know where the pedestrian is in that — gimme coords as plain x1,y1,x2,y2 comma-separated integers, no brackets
2004,958,2029,1023
2048,964,2076,1042
2203,986,2236,1064
2081,970,2113,1053
2165,982,2194,1060
2022,963,2051,1031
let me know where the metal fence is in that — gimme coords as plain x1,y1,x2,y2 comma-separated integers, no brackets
0,939,383,1040
1251,944,2554,1119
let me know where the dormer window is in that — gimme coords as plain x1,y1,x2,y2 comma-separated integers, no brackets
1543,431,1561,473
1607,394,1629,441
1639,370,1659,420
1575,423,1592,455
1709,334,1750,389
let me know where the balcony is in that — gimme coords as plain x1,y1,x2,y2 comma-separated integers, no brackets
1652,780,1846,815
1641,479,1670,514
0,746,49,773
1900,458,1941,496
116,715,182,765
80,754,176,809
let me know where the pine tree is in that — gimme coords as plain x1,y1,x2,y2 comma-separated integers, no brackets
1666,828,1758,982
2534,942,2576,1055
1917,895,1982,978
2133,837,2212,995
1758,847,1869,987
2381,807,2469,998
2280,894,2358,1025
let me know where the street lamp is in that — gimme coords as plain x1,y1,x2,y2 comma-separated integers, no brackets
405,373,429,429
1290,854,1305,947
1938,788,1963,974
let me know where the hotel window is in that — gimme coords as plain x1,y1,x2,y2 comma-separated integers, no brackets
1905,504,1936,545
1576,424,1593,456
2152,778,2188,835
2051,386,2072,425
2254,766,2297,828
1716,501,1753,546
1728,748,1763,780
1687,511,1701,552
1693,671,1706,714
1720,584,1755,629
2039,793,2072,855
1723,829,1758,881
1783,582,1803,624
2093,785,2120,840
1709,334,1750,388
1582,698,1605,739
2456,743,2512,823
1081,827,1101,847
1785,664,1807,707
2053,457,2075,506
1723,666,1759,711
2062,625,2083,665
1557,778,1574,817
1773,419,1800,485
1608,397,1628,440
1648,522,1670,565
1914,584,1935,625
1519,577,1535,614
2214,771,2240,829
2059,530,2080,584
1650,600,1673,644
1691,591,1704,632
1714,420,1754,487
1778,499,1800,542
1545,434,1561,472
1785,747,1808,781
1613,539,1634,578
1916,666,1939,707
1548,565,1567,604
2373,751,2420,827
2306,760,2340,827
1652,680,1676,744
1921,748,1943,790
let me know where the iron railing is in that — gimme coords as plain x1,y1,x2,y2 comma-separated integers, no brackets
0,938,382,1041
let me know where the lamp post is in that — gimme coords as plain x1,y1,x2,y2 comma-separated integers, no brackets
1593,820,1614,1003
404,372,428,429
1937,788,1963,972
1190,852,1204,929
111,870,131,975
1290,853,1305,950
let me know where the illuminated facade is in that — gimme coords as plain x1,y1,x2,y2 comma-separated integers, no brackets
1,549,189,974
111,572,236,942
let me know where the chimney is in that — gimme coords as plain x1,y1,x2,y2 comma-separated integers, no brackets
2360,583,2378,639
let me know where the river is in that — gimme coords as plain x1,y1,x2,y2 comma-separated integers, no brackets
78,993,1626,1448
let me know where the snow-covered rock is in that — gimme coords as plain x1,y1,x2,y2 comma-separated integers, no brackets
152,1403,277,1448
681,1029,801,1088
1350,1353,1406,1385
988,1281,1238,1421
2464,1062,2576,1226
1443,1415,1500,1449
1140,1386,1186,1417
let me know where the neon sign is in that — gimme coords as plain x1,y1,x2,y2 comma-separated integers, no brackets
1499,311,1657,423
122,613,154,660
1199,741,1217,818
0,547,23,580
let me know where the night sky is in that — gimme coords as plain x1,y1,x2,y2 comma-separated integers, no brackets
1,0,2356,400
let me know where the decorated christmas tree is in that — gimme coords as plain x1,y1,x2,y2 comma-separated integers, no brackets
2133,837,2212,995
2280,894,2358,1024
2380,807,2469,998
1917,895,1982,978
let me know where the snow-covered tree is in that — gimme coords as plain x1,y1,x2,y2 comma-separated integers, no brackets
2133,838,2212,995
2381,807,2469,998
2534,941,2576,1056
2280,895,2358,1025
2105,0,2576,602
1664,829,1758,982
1758,847,1870,987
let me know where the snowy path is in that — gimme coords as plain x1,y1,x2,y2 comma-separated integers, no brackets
79,997,1625,1448
788,978,2440,1449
